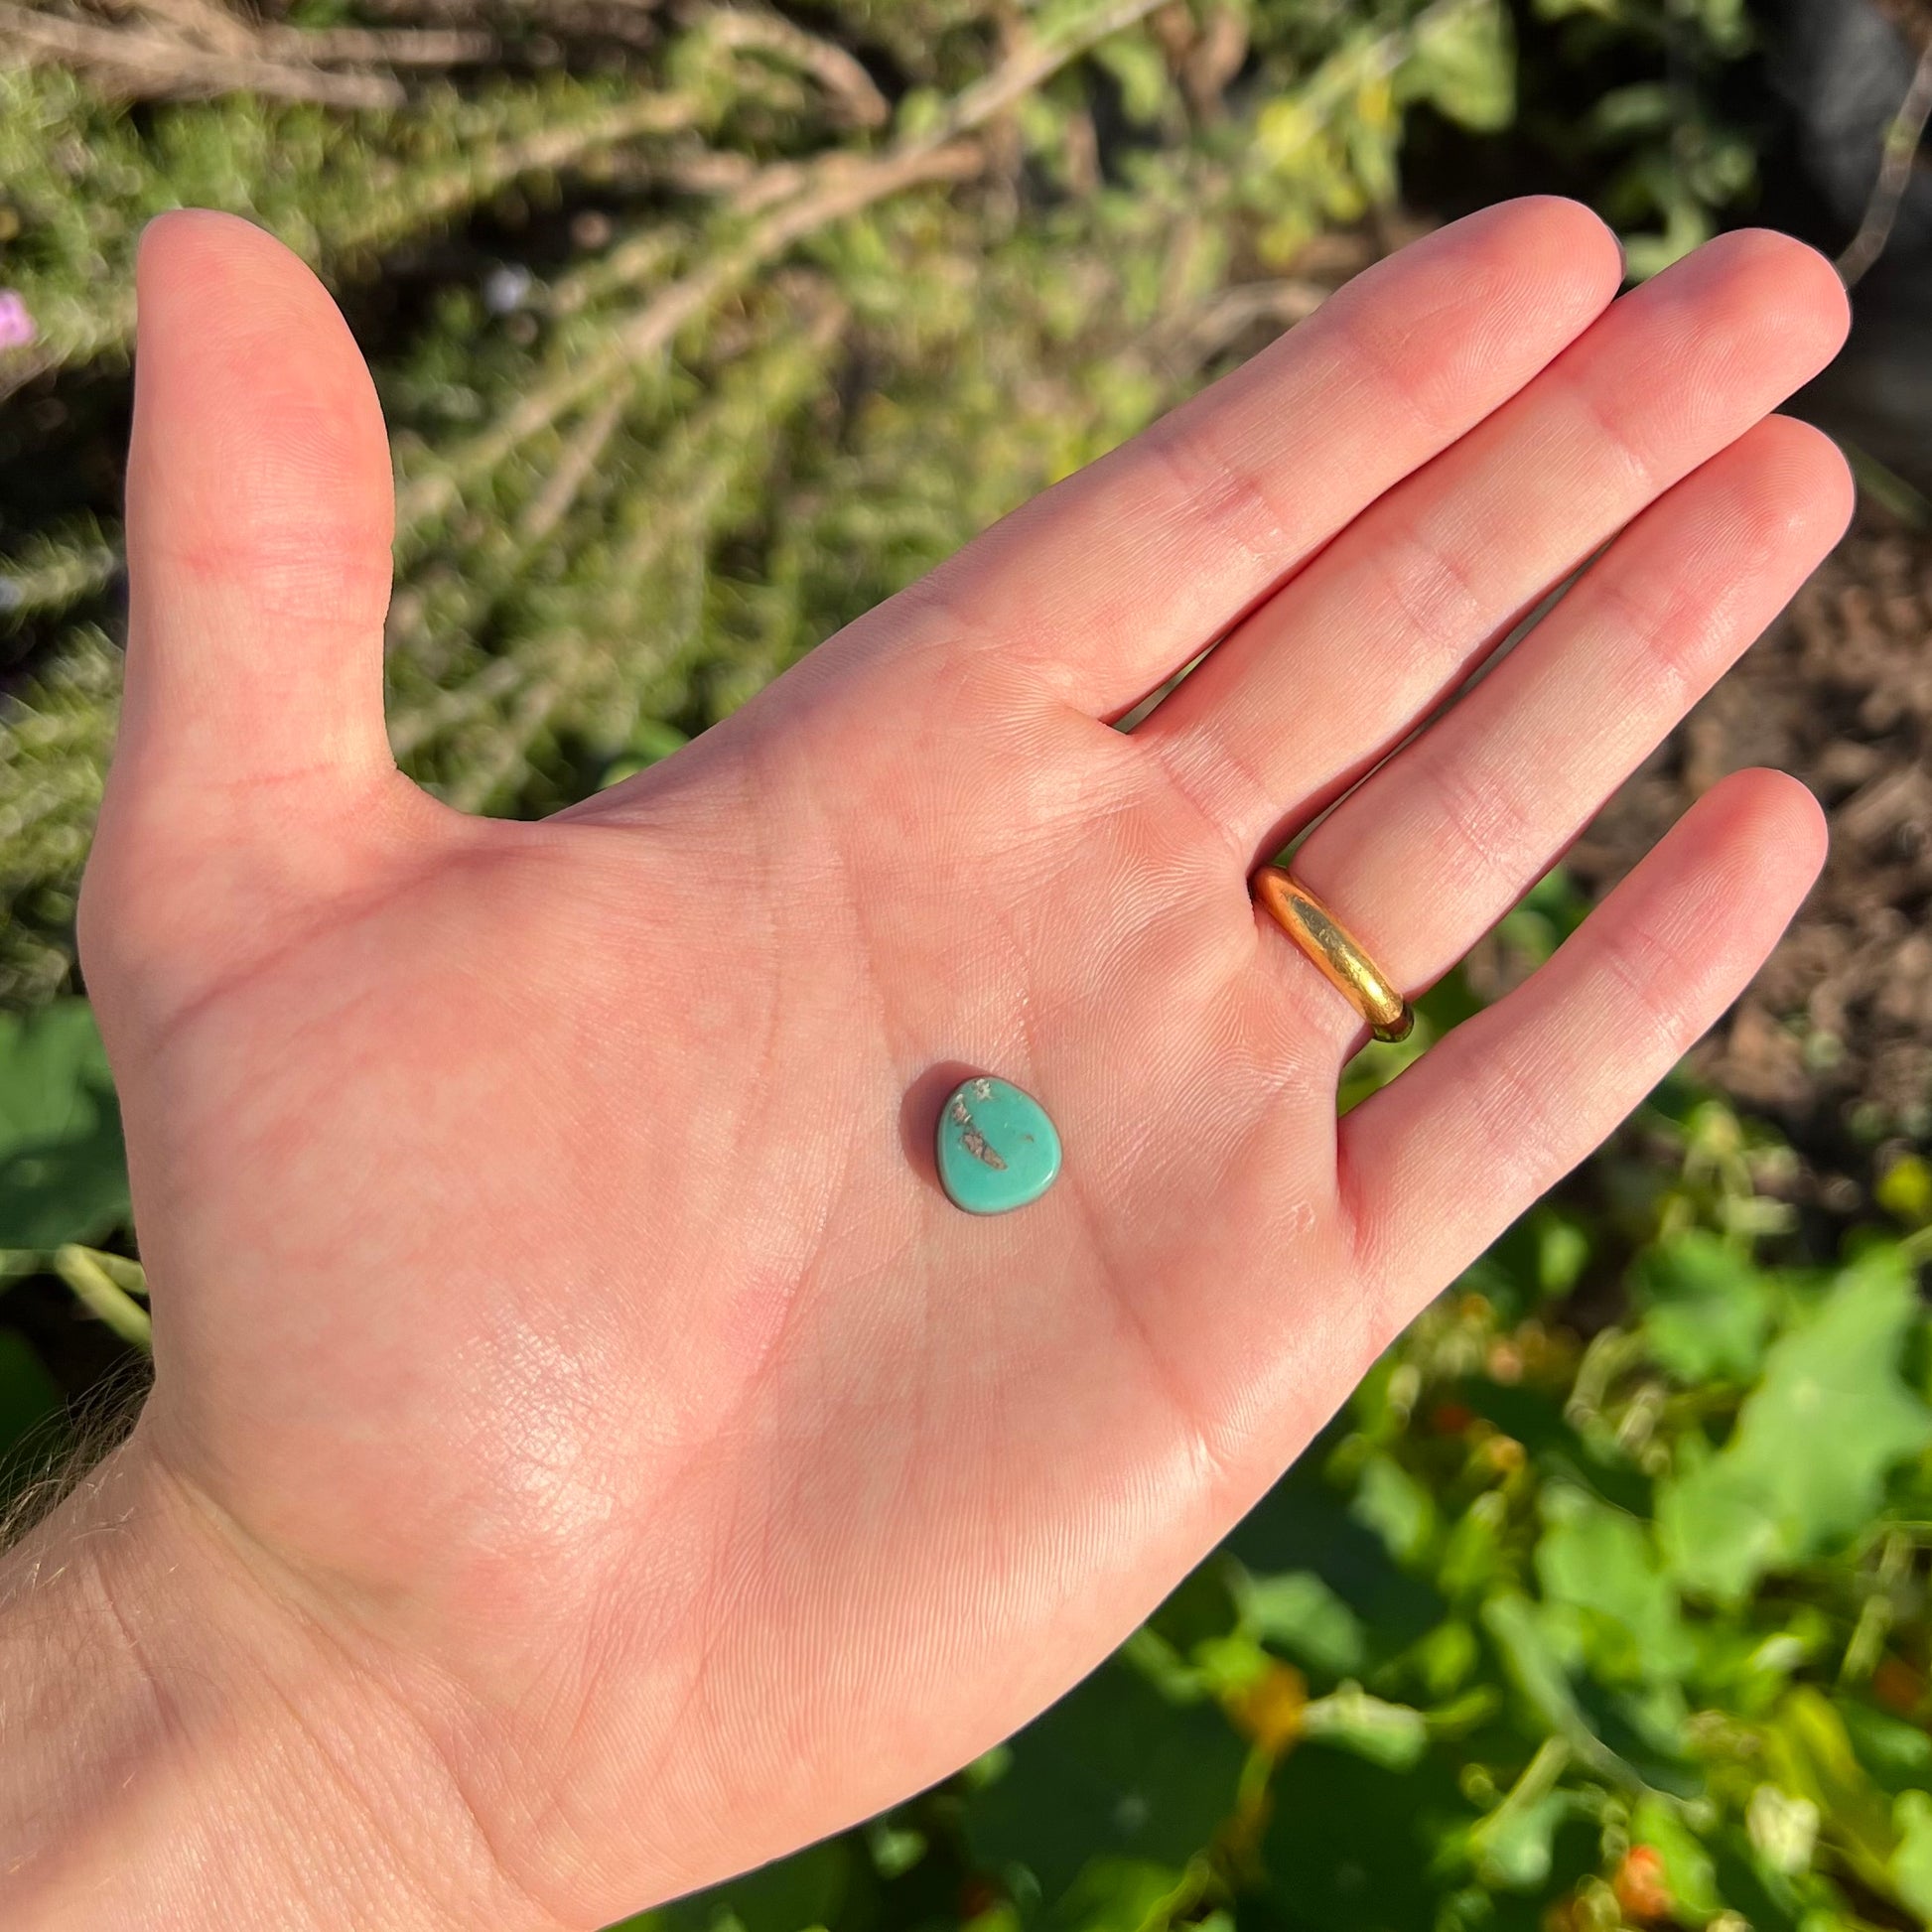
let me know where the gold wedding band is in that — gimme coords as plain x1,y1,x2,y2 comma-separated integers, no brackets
1252,866,1414,1044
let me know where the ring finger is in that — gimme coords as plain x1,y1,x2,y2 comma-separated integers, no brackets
1259,411,1854,1045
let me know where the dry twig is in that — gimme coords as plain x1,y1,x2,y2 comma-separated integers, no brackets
0,1,406,105
398,0,1173,530
1838,33,1932,286
696,5,889,127
254,22,498,68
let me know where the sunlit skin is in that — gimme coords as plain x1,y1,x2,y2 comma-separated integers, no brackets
0,200,1852,1931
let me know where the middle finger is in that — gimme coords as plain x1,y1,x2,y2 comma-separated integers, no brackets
1133,228,1850,857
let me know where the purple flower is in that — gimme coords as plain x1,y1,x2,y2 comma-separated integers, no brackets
0,290,35,351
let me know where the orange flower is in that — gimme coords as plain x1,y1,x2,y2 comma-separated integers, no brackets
1612,1845,1672,1922
1871,1655,1926,1717
1226,1660,1308,1756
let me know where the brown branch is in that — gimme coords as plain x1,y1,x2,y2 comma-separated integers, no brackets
447,665,566,813
0,79,705,411
695,5,889,127
1838,34,1932,286
15,3,507,95
549,143,808,211
544,227,681,317
388,654,526,759
350,0,662,46
329,89,706,252
922,0,1168,148
517,386,632,542
398,0,1173,530
396,137,983,530
126,0,253,55
0,3,406,105
1158,277,1333,375
254,22,499,68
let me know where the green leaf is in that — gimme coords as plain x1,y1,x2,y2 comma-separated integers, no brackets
1235,1568,1367,1678
1537,1211,1591,1297
1631,1794,1721,1922
962,1661,1246,1904
1889,1790,1932,1923
1260,1734,1469,1927
0,1325,63,1495
1351,1453,1437,1568
1761,1688,1897,1891
1401,0,1514,132
1482,1589,1581,1735
1412,1618,1479,1699
1481,1590,1632,1786
1631,1229,1773,1384
1658,1254,1932,1602
1463,1737,1584,1892
1473,1789,1574,1891
657,1839,853,1932
1298,1682,1429,1771
1534,1484,1692,1685
1439,1491,1510,1600
1841,1699,1932,1792
864,1820,926,1880
1047,1858,1191,1932
1091,39,1173,126
1584,82,1679,143
1875,1154,1932,1229
0,999,130,1250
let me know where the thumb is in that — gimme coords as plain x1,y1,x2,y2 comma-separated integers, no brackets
117,209,396,799
85,212,412,1008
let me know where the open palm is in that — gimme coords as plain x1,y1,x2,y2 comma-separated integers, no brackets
78,202,1848,1929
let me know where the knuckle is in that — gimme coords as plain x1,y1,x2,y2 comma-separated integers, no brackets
1470,1041,1567,1203
1594,918,1689,1068
1328,296,1478,450
1137,410,1294,573
1562,367,1661,495
1370,522,1490,665
1589,565,1699,710
1424,746,1545,890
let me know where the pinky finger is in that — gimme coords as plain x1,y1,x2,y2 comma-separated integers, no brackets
1337,768,1826,1316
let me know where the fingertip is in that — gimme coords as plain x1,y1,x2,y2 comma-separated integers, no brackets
1750,764,1831,870
1449,194,1627,308
135,207,338,339
1745,414,1858,547
118,205,396,804
1668,226,1853,369
1498,194,1624,269
1696,764,1831,899
1718,225,1852,326
135,208,288,313
137,205,241,255
1330,195,1624,431
129,204,392,576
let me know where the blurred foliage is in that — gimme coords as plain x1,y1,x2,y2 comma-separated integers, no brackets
0,0,1765,1003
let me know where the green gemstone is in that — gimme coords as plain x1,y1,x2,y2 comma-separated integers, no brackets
935,1075,1062,1215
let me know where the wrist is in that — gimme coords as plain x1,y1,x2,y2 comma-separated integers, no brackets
0,1432,566,1932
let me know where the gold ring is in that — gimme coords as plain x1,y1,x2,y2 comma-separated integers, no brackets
1252,866,1414,1044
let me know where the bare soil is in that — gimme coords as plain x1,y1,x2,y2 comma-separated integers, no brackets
1477,512,1932,1201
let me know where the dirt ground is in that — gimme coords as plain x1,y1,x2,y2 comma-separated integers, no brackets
1473,512,1932,1201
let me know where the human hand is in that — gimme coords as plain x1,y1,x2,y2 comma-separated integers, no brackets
2,200,1849,1930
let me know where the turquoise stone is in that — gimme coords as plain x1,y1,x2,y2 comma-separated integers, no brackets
935,1075,1062,1215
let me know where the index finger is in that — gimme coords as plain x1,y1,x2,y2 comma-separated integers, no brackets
868,196,1625,721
